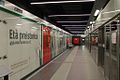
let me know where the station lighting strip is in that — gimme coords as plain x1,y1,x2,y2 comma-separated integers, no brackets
62,25,87,26
94,9,100,16
69,30,85,31
48,14,91,17
57,21,88,23
70,31,84,33
67,29,85,30
69,31,85,32
70,31,84,32
31,0,95,5
65,27,86,28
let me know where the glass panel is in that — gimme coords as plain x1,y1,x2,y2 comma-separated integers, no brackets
111,21,117,58
110,18,119,80
104,24,111,80
98,27,105,67
90,29,98,63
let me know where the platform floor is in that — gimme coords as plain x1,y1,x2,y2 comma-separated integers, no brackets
27,46,105,80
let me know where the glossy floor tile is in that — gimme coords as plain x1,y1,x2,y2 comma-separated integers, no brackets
28,46,105,80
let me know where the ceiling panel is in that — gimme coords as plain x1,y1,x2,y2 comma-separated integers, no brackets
7,0,95,34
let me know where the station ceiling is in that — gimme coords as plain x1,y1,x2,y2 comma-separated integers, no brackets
7,0,109,34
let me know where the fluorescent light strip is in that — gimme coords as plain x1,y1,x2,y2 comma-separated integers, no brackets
67,28,85,29
57,21,88,23
31,0,95,5
70,31,84,33
71,33,84,34
71,32,84,34
32,27,38,30
69,30,85,31
62,25,86,26
65,27,86,28
16,24,22,26
70,31,84,32
68,29,85,31
94,10,100,16
66,28,86,30
49,14,91,17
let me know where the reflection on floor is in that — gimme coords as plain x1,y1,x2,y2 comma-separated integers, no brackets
27,46,105,80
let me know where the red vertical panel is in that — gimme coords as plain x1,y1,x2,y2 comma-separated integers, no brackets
66,38,70,44
43,27,51,64
73,38,80,44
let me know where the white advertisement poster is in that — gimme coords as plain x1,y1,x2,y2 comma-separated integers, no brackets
111,32,117,44
0,9,41,80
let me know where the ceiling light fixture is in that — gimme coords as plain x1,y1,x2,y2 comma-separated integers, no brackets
49,14,91,17
67,28,85,30
32,27,38,30
57,21,88,23
31,0,95,5
90,21,93,24
16,24,22,26
62,25,87,26
90,21,95,24
70,31,84,33
94,10,100,16
69,30,85,31
92,21,95,24
68,30,85,31
65,27,86,29
70,31,84,32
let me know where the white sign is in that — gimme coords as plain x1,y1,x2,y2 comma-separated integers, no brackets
111,32,116,44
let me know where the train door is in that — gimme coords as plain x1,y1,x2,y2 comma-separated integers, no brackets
42,26,51,64
98,27,105,67
50,29,56,58
57,31,61,54
63,34,66,51
104,17,120,80
59,32,62,53
55,30,58,56
53,30,57,57
50,29,53,58
60,32,65,53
